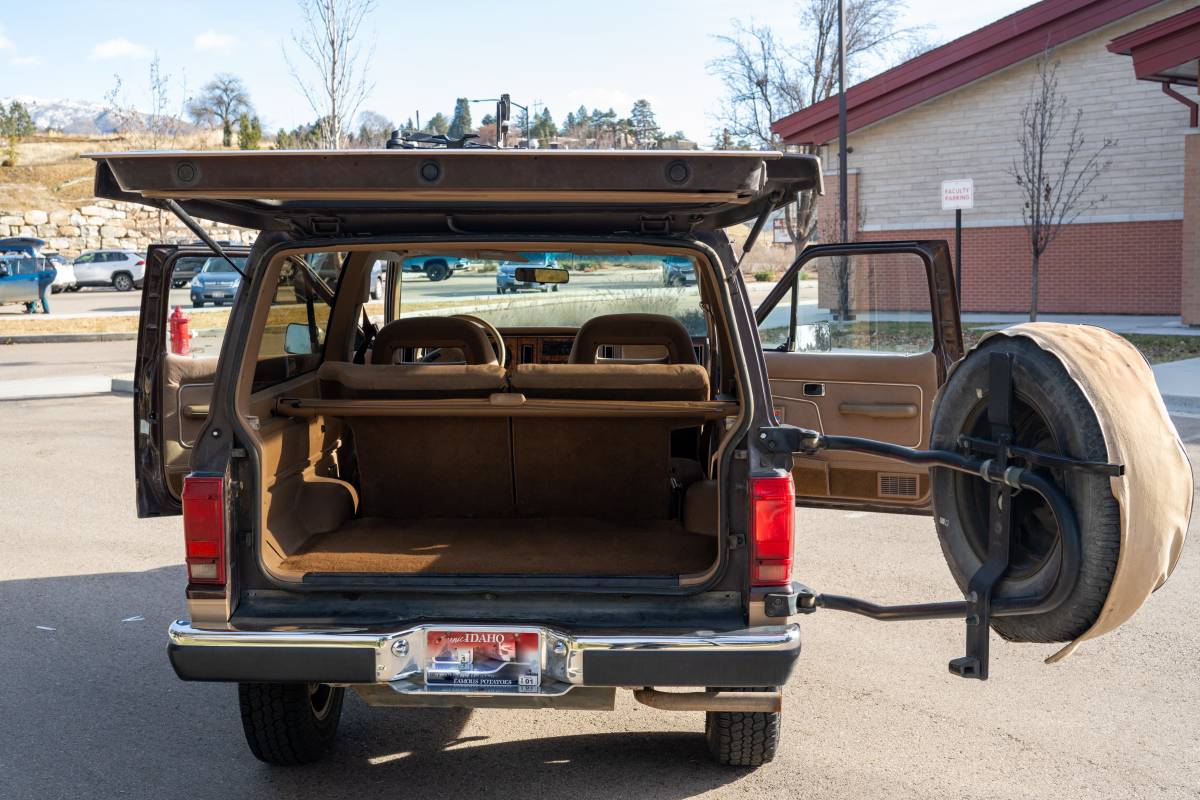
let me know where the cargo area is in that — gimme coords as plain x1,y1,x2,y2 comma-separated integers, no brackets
257,396,728,581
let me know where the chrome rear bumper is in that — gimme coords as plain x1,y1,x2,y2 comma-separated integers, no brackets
167,621,801,691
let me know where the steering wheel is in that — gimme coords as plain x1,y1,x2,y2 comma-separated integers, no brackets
451,314,507,367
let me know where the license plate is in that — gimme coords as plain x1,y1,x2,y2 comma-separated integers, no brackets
211,290,227,298
425,630,540,691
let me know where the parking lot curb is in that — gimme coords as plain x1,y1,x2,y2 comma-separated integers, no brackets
111,375,135,394
0,332,138,344
1162,394,1200,416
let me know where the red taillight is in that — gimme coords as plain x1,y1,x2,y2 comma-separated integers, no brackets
750,476,795,586
182,476,225,585
136,260,145,266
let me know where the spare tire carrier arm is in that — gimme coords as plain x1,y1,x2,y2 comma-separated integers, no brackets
758,352,1124,680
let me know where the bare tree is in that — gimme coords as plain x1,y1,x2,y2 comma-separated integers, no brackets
187,74,252,147
284,0,376,149
1008,54,1114,321
709,1,917,256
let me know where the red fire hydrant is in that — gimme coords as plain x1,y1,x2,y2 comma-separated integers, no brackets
169,305,191,355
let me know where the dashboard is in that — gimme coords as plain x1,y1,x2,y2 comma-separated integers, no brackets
496,327,707,369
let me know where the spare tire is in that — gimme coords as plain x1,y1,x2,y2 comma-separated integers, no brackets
930,335,1121,643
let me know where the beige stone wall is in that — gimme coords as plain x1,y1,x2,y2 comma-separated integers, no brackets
0,200,252,257
824,0,1194,233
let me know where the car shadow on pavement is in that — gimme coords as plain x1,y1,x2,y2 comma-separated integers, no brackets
0,566,745,800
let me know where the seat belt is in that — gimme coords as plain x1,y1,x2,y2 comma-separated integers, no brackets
353,310,377,364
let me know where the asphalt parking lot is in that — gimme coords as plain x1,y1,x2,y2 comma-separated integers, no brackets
0,395,1196,800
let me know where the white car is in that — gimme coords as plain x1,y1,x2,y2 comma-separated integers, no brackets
47,255,76,293
72,249,145,291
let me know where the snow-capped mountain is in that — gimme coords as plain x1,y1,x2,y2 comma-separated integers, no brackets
2,96,142,135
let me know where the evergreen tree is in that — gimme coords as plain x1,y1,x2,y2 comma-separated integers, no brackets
424,112,449,135
237,114,263,150
448,98,474,138
0,100,36,165
630,99,661,147
481,113,495,126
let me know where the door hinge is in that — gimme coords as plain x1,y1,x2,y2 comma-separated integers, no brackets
231,447,248,459
727,533,746,550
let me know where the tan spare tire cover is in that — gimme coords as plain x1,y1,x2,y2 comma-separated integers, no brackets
932,323,1191,661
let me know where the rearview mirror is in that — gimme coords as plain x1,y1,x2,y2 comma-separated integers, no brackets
283,323,314,355
514,266,569,285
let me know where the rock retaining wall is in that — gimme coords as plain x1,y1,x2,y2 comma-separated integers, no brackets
0,200,252,257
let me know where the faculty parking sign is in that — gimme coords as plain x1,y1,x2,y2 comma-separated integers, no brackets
941,179,975,210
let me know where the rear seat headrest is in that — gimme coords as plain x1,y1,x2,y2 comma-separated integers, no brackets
569,313,697,364
372,317,498,365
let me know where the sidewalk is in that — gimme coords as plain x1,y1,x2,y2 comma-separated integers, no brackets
1152,358,1200,414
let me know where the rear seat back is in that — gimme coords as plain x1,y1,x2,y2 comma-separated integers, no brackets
321,316,504,399
510,363,709,401
514,313,709,401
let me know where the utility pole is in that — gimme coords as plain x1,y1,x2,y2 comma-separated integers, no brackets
838,0,848,245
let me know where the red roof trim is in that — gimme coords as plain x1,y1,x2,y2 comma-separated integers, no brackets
1107,6,1200,81
772,0,1164,145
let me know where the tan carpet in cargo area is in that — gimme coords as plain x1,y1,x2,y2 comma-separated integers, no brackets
278,517,716,576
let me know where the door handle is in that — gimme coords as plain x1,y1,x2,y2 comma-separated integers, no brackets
838,402,918,419
182,404,210,419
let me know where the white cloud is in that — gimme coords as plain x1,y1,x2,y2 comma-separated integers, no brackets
0,25,13,50
194,29,238,52
11,54,41,67
89,38,151,60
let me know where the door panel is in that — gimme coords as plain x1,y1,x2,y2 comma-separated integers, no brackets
756,241,961,513
161,354,220,496
133,244,252,517
765,350,937,508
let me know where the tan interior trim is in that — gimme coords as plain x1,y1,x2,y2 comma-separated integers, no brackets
770,378,926,448
182,403,210,419
837,402,918,419
274,395,736,421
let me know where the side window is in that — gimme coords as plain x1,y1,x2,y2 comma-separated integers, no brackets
164,254,246,357
75,252,94,264
759,251,934,355
252,253,345,392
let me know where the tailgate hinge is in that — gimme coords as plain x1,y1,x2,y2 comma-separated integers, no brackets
727,533,746,550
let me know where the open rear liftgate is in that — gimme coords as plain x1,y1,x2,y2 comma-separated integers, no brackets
759,352,1125,680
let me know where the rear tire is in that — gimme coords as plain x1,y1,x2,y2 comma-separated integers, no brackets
704,688,780,767
931,335,1121,643
425,260,450,282
238,683,345,766
112,272,134,292
192,300,205,308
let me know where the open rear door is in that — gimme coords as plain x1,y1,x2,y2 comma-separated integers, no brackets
134,244,250,516
755,241,962,513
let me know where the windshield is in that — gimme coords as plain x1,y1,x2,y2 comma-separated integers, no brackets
392,250,705,335
200,257,247,274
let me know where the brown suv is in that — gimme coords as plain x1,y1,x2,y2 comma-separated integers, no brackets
94,149,1188,768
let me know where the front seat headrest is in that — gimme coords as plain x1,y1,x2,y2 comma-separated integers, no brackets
371,317,497,365
569,313,697,364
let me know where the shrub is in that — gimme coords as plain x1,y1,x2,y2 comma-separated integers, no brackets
753,270,773,282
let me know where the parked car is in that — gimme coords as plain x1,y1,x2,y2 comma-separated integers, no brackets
189,256,246,307
0,237,70,298
95,149,1189,770
662,255,696,287
403,255,468,281
496,254,561,294
45,253,76,292
72,249,145,291
0,254,55,307
171,255,209,288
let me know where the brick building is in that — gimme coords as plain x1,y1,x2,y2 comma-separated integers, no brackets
771,0,1200,324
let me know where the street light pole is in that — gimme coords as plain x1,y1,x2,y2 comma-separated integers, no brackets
838,0,848,245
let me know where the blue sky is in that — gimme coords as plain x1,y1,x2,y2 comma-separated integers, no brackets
0,0,1030,143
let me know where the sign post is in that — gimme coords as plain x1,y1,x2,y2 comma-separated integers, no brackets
941,179,974,305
